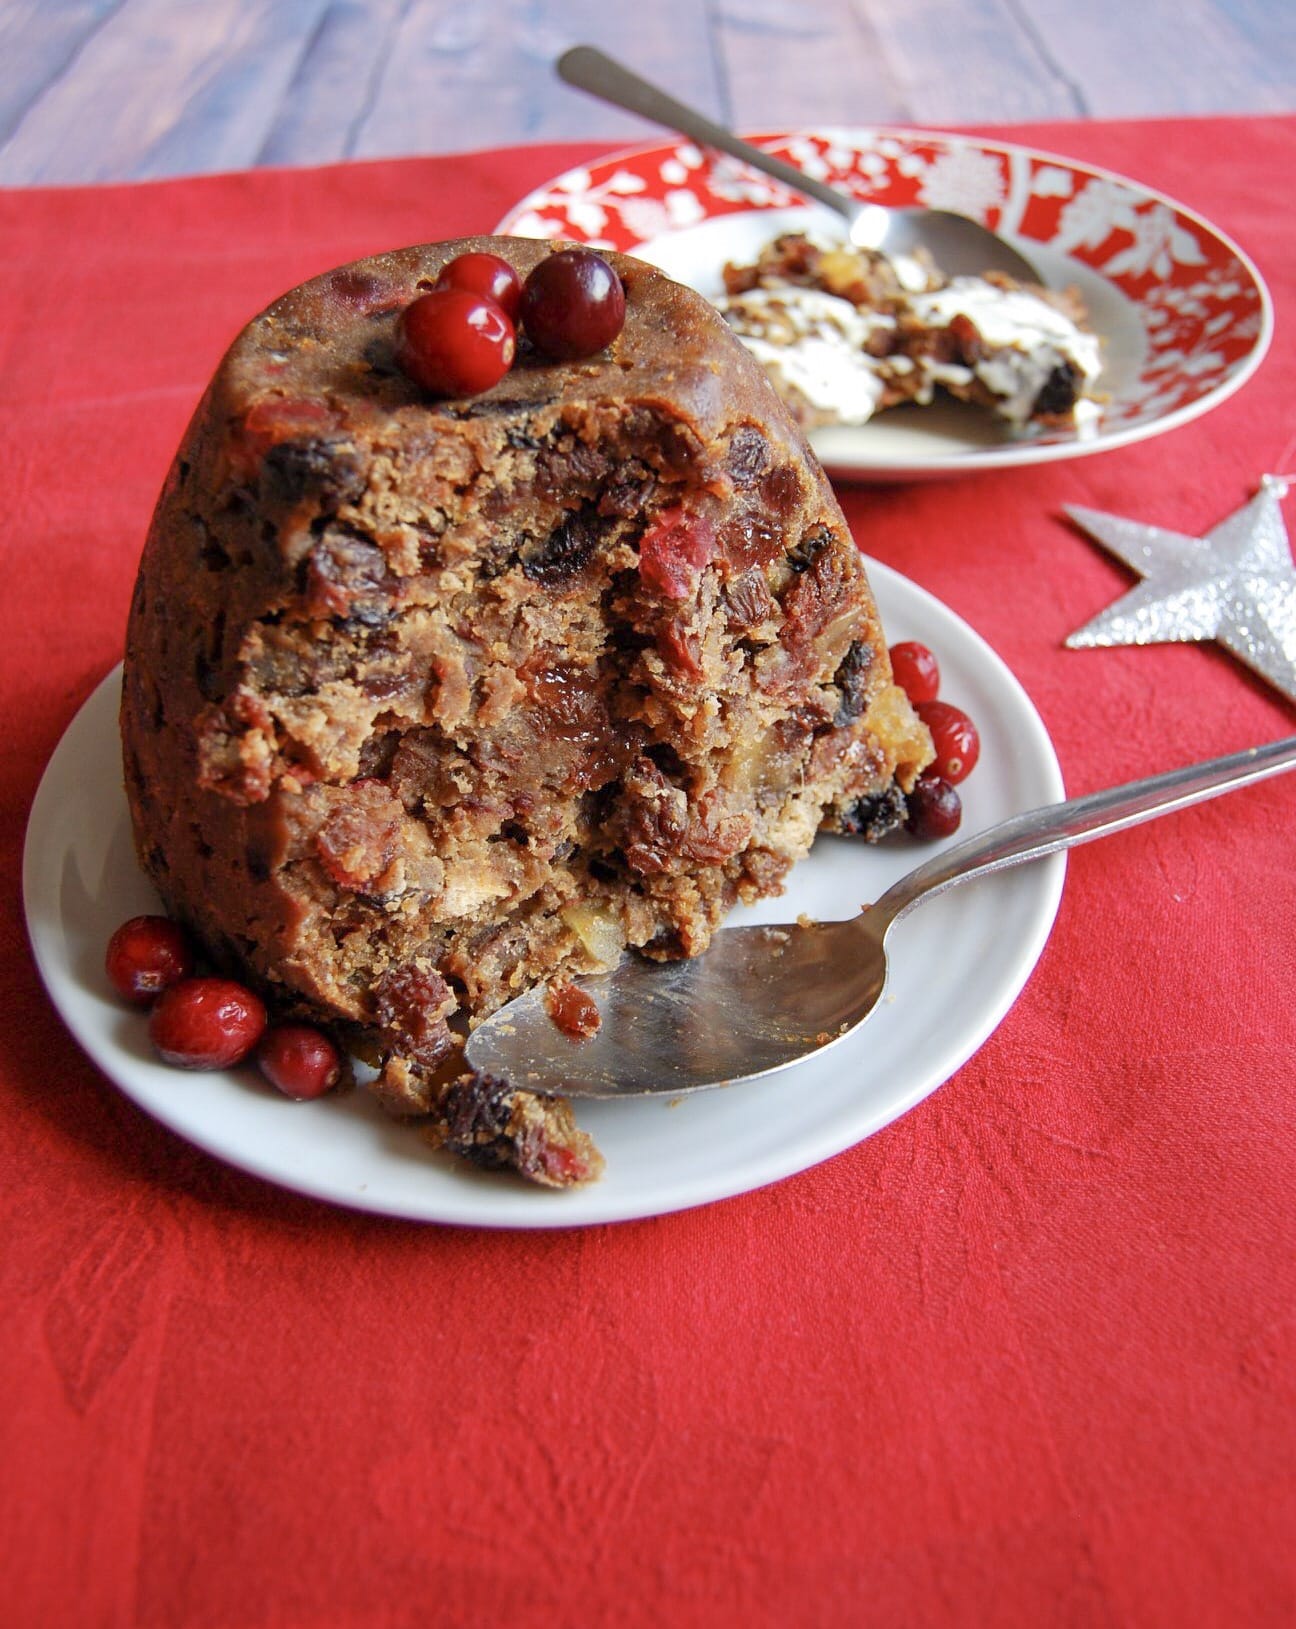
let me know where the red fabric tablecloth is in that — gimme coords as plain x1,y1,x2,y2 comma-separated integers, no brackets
3,117,1294,1628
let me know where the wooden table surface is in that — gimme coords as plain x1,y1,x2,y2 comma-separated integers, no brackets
2,0,1293,186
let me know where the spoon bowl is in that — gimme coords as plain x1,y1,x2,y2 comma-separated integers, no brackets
556,45,1043,284
465,736,1296,1098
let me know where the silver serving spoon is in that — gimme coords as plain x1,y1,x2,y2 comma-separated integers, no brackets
556,45,1043,283
465,736,1296,1098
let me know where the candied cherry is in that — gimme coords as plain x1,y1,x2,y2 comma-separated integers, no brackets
395,288,515,396
521,249,626,360
637,507,716,600
889,640,941,705
434,251,523,322
149,978,267,1070
106,915,194,1005
905,771,963,840
916,699,981,785
257,1024,343,1100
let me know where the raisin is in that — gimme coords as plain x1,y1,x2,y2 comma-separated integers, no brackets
1033,360,1080,417
245,843,272,883
770,542,857,692
437,1071,514,1152
431,1073,604,1187
761,464,803,516
723,568,775,630
315,779,404,893
374,964,456,1065
787,527,833,573
303,528,397,620
834,782,908,841
521,508,603,586
544,981,601,1039
718,510,782,574
262,437,365,512
725,426,770,487
597,459,657,519
832,639,874,726
361,337,397,375
535,440,609,500
679,791,752,865
616,760,689,876
767,233,823,282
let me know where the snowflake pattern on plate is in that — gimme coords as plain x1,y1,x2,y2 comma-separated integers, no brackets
498,128,1271,472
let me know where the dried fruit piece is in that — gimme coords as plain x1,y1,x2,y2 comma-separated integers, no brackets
428,1072,606,1187
544,981,602,1040
637,507,716,600
560,901,626,969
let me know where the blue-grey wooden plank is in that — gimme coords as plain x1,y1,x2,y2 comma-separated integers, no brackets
0,0,1290,185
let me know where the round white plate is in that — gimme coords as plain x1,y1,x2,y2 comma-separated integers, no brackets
24,560,1064,1228
496,128,1272,480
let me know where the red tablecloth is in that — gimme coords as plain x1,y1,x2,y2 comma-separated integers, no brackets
3,116,1294,1627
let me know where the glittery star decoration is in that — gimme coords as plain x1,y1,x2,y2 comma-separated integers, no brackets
1065,476,1296,704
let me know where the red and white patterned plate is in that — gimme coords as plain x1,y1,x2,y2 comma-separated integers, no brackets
497,129,1272,479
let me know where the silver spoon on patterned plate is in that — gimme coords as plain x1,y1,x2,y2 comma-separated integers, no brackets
556,45,1043,284
464,737,1296,1099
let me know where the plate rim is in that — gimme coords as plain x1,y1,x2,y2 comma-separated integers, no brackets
495,124,1274,479
23,558,1066,1229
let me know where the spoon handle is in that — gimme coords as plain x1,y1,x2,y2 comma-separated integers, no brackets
873,735,1296,926
556,45,857,226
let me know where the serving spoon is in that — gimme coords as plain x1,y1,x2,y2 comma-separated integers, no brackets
464,736,1296,1098
556,45,1043,283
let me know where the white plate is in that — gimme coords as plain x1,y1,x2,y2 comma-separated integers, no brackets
24,561,1064,1228
496,129,1272,480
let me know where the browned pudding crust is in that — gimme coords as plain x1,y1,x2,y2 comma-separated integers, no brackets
121,235,930,1185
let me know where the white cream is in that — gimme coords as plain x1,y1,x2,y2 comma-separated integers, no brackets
714,249,1103,434
908,278,1103,427
718,288,893,425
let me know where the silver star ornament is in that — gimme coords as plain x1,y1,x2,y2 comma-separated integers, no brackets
1065,476,1296,704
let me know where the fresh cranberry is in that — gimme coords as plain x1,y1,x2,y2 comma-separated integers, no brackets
638,507,717,600
148,978,267,1069
905,771,963,840
889,640,941,705
520,249,626,360
395,288,516,396
916,699,981,784
256,1024,343,1100
435,251,523,322
106,915,194,1005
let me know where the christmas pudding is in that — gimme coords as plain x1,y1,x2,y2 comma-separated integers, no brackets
121,235,931,1185
718,231,1102,433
